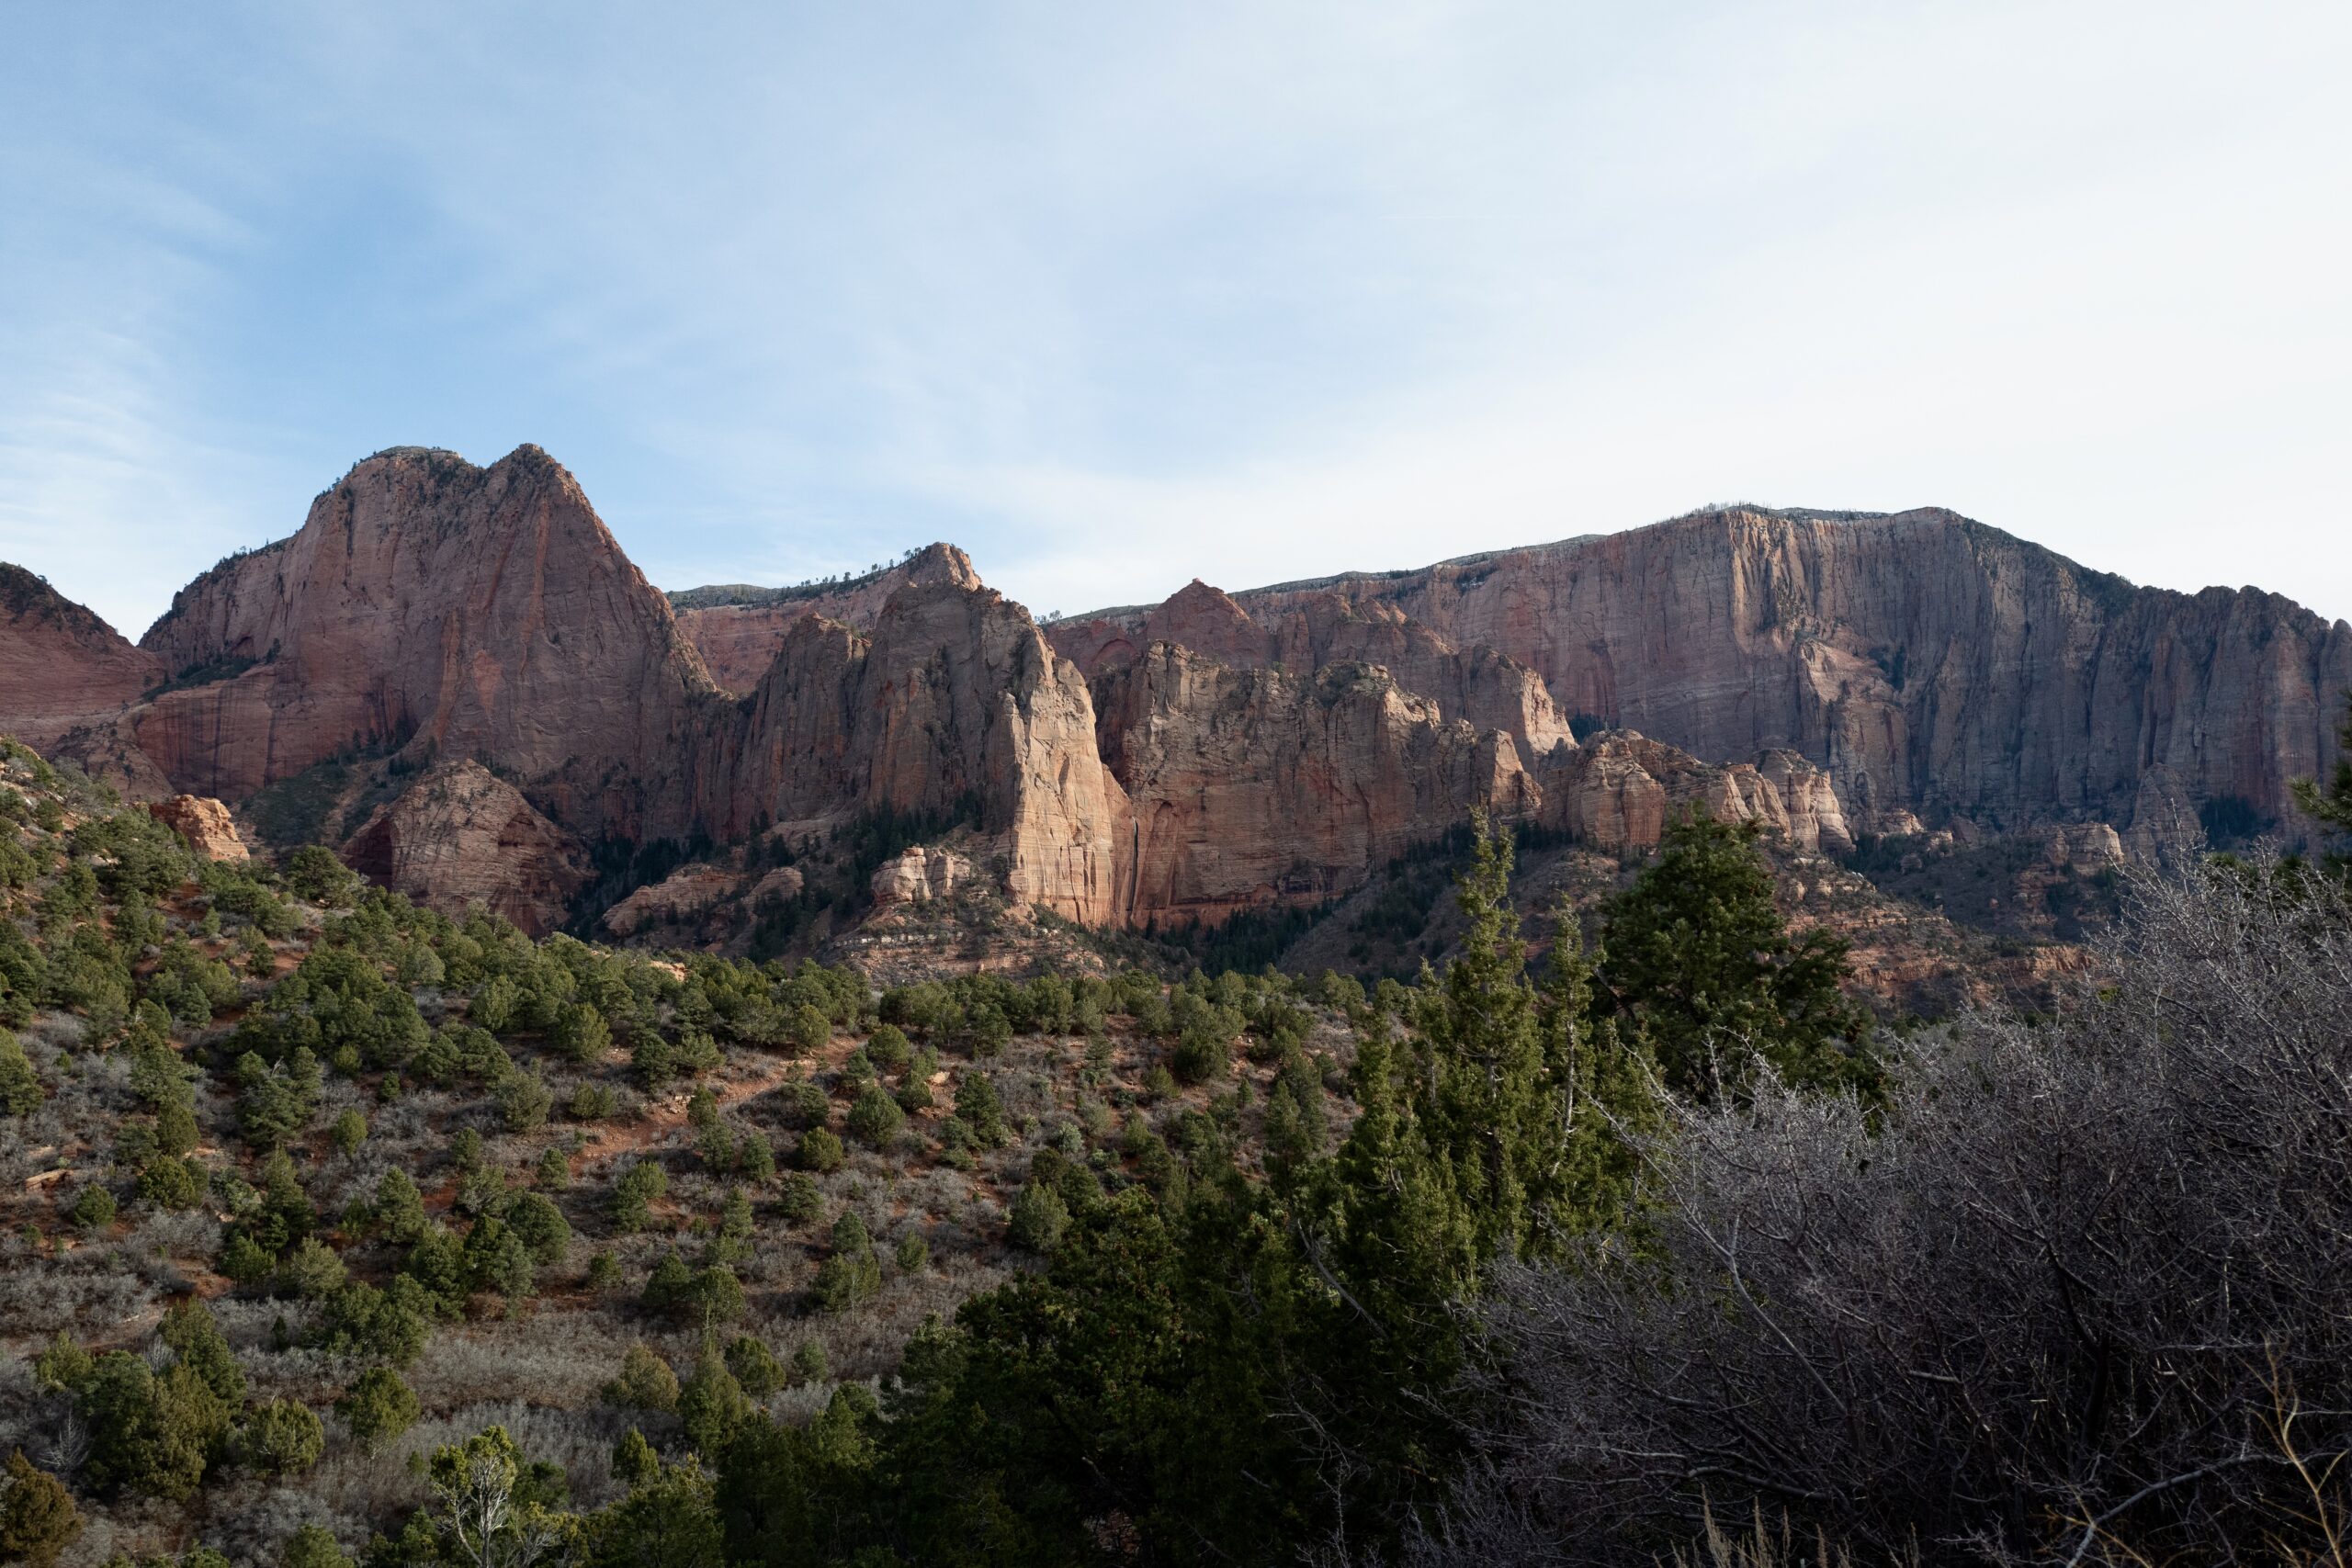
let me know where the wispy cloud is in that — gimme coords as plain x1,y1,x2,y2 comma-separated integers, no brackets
0,0,2346,637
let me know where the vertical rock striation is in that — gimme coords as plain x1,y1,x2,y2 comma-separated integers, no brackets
1230,506,2352,851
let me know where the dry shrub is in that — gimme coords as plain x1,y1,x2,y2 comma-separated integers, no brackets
1427,863,2352,1566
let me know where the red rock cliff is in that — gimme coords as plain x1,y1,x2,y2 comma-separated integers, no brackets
1232,506,2352,851
132,445,719,834
0,564,162,750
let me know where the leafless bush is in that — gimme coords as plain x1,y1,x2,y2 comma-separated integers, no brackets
1436,863,2352,1565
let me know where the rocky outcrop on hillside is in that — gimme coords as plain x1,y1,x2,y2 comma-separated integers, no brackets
1528,730,1854,855
0,563,162,750
1231,506,2352,851
672,544,981,693
601,863,740,939
145,795,250,862
7,452,2341,949
341,759,591,931
132,446,718,829
872,846,969,906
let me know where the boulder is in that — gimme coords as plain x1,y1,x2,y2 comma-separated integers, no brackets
144,795,250,863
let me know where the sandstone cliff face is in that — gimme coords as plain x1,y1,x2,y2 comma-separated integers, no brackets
0,564,162,750
1050,578,1575,766
342,759,590,931
672,544,980,694
11,455,2342,945
707,577,1132,926
133,446,718,833
1234,507,2352,851
1091,644,1538,924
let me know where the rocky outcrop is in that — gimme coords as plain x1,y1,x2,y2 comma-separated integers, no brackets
341,759,590,931
132,446,718,830
0,564,162,751
1534,731,1855,854
1091,645,1539,924
672,544,981,693
1231,506,2352,849
11,451,2342,945
144,795,249,862
871,846,969,906
601,863,739,939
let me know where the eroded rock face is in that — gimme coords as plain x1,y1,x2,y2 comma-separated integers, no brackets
1092,645,1539,924
671,544,981,694
341,759,590,931
10,452,2341,944
871,846,968,905
1234,506,2352,845
144,795,250,863
1051,578,1574,766
708,577,1133,926
0,564,162,751
1535,731,1855,854
133,446,718,832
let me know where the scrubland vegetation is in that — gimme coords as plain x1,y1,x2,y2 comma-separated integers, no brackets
0,718,2346,1566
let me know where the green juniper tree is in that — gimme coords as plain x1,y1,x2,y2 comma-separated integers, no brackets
1598,806,1874,1099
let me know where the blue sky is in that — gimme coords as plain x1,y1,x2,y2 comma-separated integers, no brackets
2,2,2346,637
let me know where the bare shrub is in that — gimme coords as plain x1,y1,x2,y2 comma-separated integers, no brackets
1440,863,2352,1565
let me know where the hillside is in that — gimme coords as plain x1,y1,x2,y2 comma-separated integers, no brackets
0,737,1353,1564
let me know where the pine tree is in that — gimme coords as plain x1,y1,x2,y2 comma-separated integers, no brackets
678,1338,754,1456
336,1365,421,1453
0,1029,44,1115
1600,807,1875,1099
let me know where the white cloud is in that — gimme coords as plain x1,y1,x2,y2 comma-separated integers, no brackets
0,0,2346,636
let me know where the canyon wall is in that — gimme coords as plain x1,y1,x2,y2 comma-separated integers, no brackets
5,464,2343,939
1091,644,1539,925
1227,507,2352,852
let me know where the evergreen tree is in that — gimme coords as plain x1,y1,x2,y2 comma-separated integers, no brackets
1599,807,1875,1099
281,1523,356,1568
335,1365,420,1454
2292,692,2352,856
0,1450,81,1567
678,1339,754,1457
0,1030,42,1115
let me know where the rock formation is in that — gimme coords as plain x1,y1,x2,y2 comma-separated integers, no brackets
871,846,969,906
1227,506,2351,849
341,759,591,931
1531,731,1853,855
132,445,719,831
601,863,740,939
706,576,1133,926
5,455,2343,945
1051,578,1575,766
144,795,250,863
0,563,163,755
1091,645,1539,924
671,544,980,693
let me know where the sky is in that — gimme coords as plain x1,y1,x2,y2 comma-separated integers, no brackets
1,2,2346,637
